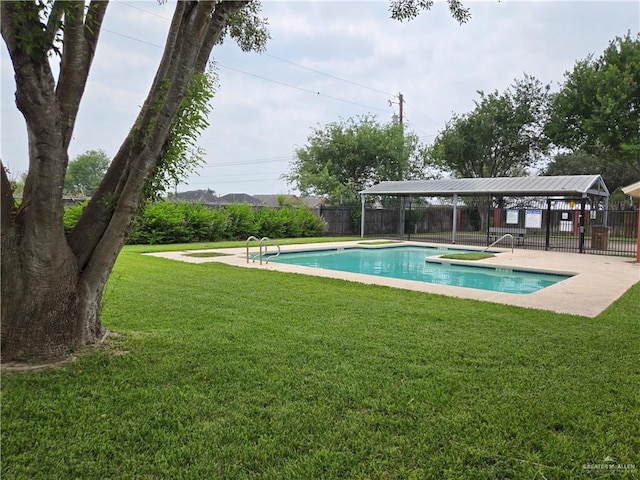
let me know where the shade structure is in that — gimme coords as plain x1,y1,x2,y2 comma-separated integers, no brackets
358,175,611,250
361,175,609,198
621,180,640,199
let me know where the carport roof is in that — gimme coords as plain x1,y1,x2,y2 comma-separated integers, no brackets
361,175,609,198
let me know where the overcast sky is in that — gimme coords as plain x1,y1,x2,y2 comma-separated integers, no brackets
1,1,638,196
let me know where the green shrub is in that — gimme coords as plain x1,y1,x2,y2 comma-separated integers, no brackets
277,208,301,238
255,207,287,238
207,208,228,241
180,203,218,242
63,200,325,245
63,202,86,234
128,202,223,245
131,202,186,244
295,207,326,237
223,203,256,239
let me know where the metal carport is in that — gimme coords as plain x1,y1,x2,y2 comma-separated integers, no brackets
360,175,610,253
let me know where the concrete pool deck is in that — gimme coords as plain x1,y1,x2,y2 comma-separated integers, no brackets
146,241,639,318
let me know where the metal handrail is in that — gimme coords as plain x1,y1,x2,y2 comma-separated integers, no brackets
246,236,281,264
483,233,514,253
246,236,261,263
261,237,281,264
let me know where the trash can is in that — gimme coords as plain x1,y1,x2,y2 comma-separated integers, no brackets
591,226,610,250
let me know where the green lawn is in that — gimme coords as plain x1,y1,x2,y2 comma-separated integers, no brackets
439,252,495,261
2,240,639,479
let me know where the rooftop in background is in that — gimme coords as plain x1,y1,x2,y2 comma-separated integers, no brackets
219,193,263,206
361,175,610,198
170,191,325,208
170,189,218,203
254,195,325,209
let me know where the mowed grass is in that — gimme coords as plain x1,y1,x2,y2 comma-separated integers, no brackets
2,241,639,479
439,252,495,261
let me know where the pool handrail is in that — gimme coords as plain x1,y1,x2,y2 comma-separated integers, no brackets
246,236,280,265
246,236,261,264
483,233,514,254
261,237,281,264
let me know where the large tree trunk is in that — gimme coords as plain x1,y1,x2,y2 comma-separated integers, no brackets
1,0,250,361
1,230,104,360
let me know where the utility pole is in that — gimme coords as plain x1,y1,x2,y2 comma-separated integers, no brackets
390,93,405,127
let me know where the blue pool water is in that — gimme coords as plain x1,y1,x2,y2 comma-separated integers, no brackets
267,246,571,294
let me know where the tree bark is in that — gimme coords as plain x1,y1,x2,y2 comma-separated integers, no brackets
1,162,15,232
1,231,103,360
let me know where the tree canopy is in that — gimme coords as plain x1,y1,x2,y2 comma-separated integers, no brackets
543,150,638,195
286,115,430,205
428,75,550,179
546,33,640,191
390,0,470,23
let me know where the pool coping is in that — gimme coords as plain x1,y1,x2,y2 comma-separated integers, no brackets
145,240,639,318
423,256,578,278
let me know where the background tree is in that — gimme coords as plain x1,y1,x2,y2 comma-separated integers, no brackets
427,75,550,231
1,1,469,361
429,75,550,179
286,115,430,205
545,33,640,192
544,151,602,177
6,169,27,196
543,150,638,195
64,149,110,196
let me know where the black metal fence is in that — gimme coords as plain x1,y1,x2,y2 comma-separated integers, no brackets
317,202,638,257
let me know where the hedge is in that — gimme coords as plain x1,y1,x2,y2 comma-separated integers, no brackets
63,202,87,234
63,201,326,244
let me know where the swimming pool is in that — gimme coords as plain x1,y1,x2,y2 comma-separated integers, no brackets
267,246,572,294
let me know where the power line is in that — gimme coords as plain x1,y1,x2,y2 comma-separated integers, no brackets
121,1,172,20
218,64,391,114
403,101,441,127
187,176,284,185
262,53,394,97
118,2,396,104
102,28,164,48
200,170,285,178
201,155,291,167
101,28,392,115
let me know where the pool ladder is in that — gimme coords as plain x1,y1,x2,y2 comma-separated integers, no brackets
483,233,514,254
246,236,281,265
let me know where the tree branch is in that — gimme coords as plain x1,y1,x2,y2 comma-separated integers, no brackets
68,2,218,268
84,1,108,52
70,1,250,276
1,1,66,252
195,1,250,72
56,1,108,150
46,1,65,47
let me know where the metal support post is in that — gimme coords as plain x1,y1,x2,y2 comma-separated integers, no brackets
452,194,458,244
